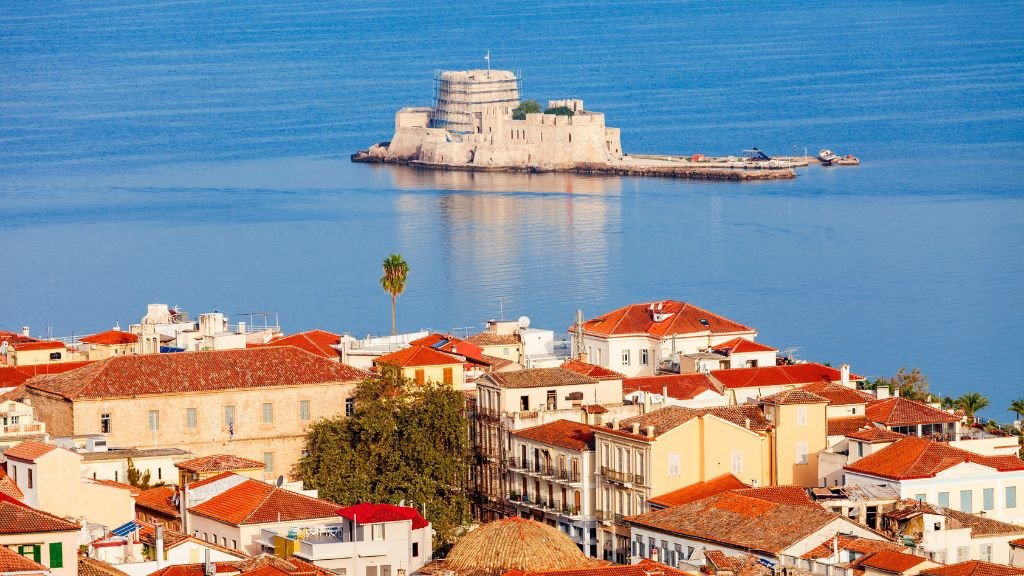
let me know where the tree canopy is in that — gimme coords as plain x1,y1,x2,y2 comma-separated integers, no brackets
1010,397,1024,421
868,367,931,401
544,106,575,116
512,100,542,120
954,392,990,419
298,371,470,551
380,253,409,336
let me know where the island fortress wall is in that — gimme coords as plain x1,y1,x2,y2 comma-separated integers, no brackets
380,69,623,169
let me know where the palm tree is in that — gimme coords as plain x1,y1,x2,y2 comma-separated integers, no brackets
955,392,990,420
1010,398,1024,422
380,253,409,336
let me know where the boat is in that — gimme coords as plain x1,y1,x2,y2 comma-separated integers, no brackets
818,149,860,166
818,149,839,163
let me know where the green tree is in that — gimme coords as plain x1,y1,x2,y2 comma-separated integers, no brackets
955,392,990,419
1010,397,1024,422
126,458,152,490
298,371,470,550
544,105,575,116
380,254,409,336
874,367,931,401
512,99,542,120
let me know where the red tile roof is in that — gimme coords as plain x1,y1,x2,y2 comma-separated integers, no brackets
920,562,1024,576
801,535,906,559
846,426,905,443
828,416,872,436
0,493,79,533
799,382,875,405
1012,538,1024,547
601,404,771,441
147,556,331,576
504,559,689,576
410,334,487,364
10,341,66,351
855,550,928,574
93,478,141,496
845,436,1024,480
465,332,520,347
176,454,265,473
559,359,625,380
713,338,777,354
512,420,597,451
265,330,342,359
623,373,718,400
3,440,57,462
732,486,819,508
486,368,598,389
336,503,429,529
581,300,753,338
712,363,861,389
79,556,130,576
648,474,749,508
374,345,463,368
0,332,38,345
759,389,829,405
189,479,341,525
0,545,48,573
0,361,95,389
186,471,238,490
136,486,180,518
26,347,369,400
0,468,22,501
865,397,959,426
80,330,139,345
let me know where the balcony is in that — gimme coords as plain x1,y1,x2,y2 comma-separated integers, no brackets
0,422,44,435
258,526,392,562
600,467,644,486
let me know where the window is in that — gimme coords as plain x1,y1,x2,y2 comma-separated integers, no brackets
48,543,62,568
1008,486,1017,508
622,349,630,366
415,370,425,385
263,452,274,472
546,390,556,410
636,452,644,475
27,468,33,489
372,524,385,540
148,410,159,431
412,542,419,558
520,396,529,411
938,492,949,507
300,400,311,421
980,544,993,562
231,540,237,550
796,407,807,426
956,547,969,563
100,413,111,434
443,367,453,385
795,442,808,464
186,408,197,429
960,490,972,513
17,545,40,563
345,398,355,417
381,567,391,576
983,488,994,511
49,352,61,361
640,349,649,366
667,454,680,476
914,493,926,502
857,441,864,457
731,451,743,474
262,403,273,424
224,405,235,427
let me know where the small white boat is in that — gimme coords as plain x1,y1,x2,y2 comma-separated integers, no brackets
818,149,839,163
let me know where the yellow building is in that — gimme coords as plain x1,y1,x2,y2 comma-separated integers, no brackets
758,389,829,487
78,329,140,360
5,341,71,367
467,321,524,365
373,345,466,388
23,347,368,481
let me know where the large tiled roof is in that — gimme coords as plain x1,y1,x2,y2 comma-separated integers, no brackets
799,381,875,405
486,368,597,389
713,337,777,354
79,556,130,576
759,389,829,405
147,555,332,576
855,550,928,574
25,347,369,400
711,363,861,389
602,404,771,441
176,454,265,473
3,440,57,462
625,490,842,554
410,334,487,364
623,373,718,400
732,486,819,508
559,359,625,380
465,332,520,347
865,397,959,426
265,330,342,359
581,300,753,338
80,330,139,345
443,517,599,575
942,508,1024,536
845,436,1024,480
846,426,905,443
504,559,688,576
0,362,95,389
801,535,905,559
921,562,1024,576
336,503,429,529
189,479,341,526
11,340,66,351
693,405,772,432
512,420,597,451
0,546,48,573
374,345,463,368
136,486,180,518
649,474,749,508
0,493,79,533
828,416,872,436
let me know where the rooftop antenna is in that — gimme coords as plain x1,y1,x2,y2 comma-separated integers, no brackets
498,296,507,321
485,50,491,76
574,309,585,359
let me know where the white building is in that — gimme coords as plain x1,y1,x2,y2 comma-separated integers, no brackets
881,500,1024,565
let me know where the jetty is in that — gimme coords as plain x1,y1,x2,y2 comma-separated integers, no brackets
351,68,804,181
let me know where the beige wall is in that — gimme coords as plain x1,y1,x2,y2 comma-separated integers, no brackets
84,342,137,361
399,363,465,389
479,343,523,364
765,401,828,487
11,347,69,366
0,530,78,576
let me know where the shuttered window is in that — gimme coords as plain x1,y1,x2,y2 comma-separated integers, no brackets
48,543,62,568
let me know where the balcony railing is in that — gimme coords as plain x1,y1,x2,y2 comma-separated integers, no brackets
1,422,44,435
600,466,644,486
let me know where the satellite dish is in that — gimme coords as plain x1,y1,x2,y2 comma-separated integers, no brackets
517,316,531,329
276,475,285,487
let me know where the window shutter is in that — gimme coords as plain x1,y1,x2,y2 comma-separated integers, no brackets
48,543,63,568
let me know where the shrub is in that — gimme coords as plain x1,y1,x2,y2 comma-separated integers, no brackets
512,99,542,120
544,106,575,116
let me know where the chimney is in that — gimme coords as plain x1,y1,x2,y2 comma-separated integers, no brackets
744,417,751,429
612,418,620,430
21,327,29,338
840,364,851,388
155,526,166,566
875,386,890,400
631,422,640,435
662,385,669,402
579,351,589,363
238,321,246,334
646,425,655,438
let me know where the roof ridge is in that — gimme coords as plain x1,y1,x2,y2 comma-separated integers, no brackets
240,482,281,524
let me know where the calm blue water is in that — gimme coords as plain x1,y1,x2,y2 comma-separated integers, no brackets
2,1,1022,417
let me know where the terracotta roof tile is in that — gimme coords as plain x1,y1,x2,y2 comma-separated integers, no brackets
176,454,265,473
410,334,487,364
92,478,141,496
759,389,829,405
602,404,771,441
265,330,342,359
136,486,180,518
623,373,718,400
189,479,340,526
0,493,79,533
0,362,96,389
0,468,22,501
465,333,520,347
732,486,818,508
649,474,749,508
148,555,332,576
828,416,872,436
1012,538,1024,547
711,363,862,389
713,338,777,354
0,546,48,573
865,397,959,426
506,559,689,576
186,471,237,489
691,405,772,432
920,562,1024,576
855,550,928,574
444,517,599,575
581,300,754,338
941,508,1024,536
846,426,905,443
374,345,463,368
801,535,905,559
512,420,597,451
559,359,625,380
486,368,597,389
11,341,66,352
79,556,130,576
3,440,57,462
845,436,1024,480
336,503,429,529
80,330,139,345
800,382,875,405
26,347,369,400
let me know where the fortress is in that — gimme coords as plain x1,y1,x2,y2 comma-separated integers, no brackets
354,68,799,180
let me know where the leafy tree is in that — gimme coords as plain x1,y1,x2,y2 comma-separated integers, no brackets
874,367,931,401
298,371,470,550
1010,397,1024,422
380,254,409,336
955,392,990,419
544,106,575,116
126,458,152,490
512,99,542,120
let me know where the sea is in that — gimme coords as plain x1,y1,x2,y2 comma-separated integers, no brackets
1,1,1022,418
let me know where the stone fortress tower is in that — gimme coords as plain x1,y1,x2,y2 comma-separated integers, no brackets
376,68,624,169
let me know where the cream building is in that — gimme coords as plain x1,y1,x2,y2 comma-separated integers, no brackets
78,329,140,360
467,320,525,365
5,341,71,367
0,494,79,576
881,500,1024,565
374,344,467,389
23,347,368,481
